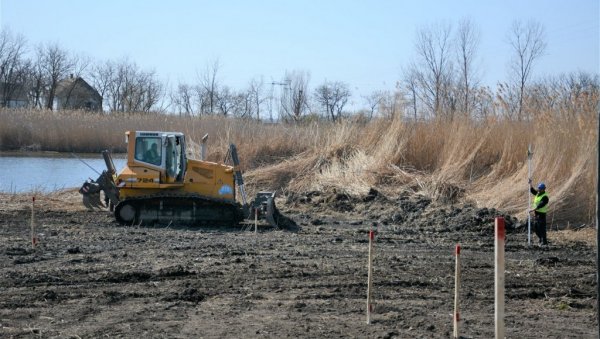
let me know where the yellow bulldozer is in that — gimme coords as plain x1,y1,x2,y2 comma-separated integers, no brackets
79,130,291,228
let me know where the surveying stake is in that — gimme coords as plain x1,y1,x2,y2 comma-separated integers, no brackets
453,244,461,339
366,228,375,324
254,208,258,233
495,217,506,338
31,196,37,248
527,144,533,246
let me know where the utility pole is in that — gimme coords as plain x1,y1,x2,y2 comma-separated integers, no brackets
271,79,291,121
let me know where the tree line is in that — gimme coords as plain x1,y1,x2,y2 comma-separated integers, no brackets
0,18,597,121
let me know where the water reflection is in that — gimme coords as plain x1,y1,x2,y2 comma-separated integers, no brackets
0,154,126,193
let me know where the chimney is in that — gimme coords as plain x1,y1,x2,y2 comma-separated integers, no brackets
70,74,74,79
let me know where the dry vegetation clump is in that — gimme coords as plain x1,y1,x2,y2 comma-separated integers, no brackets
0,189,82,213
549,227,597,247
0,106,597,225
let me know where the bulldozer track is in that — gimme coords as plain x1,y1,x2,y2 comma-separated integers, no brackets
114,192,244,227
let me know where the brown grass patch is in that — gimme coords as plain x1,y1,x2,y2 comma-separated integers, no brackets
0,189,84,213
549,227,597,247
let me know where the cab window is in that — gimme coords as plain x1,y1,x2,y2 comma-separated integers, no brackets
135,137,162,166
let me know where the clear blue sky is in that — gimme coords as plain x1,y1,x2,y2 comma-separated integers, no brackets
1,0,598,107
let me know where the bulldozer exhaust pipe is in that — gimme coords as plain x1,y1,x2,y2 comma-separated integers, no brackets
200,133,208,160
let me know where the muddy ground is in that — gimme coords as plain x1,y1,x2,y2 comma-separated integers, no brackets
0,189,597,338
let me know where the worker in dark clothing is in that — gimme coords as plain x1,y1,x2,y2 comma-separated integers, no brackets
529,182,549,246
145,143,160,165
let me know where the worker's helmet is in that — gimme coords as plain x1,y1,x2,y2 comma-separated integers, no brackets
537,182,546,190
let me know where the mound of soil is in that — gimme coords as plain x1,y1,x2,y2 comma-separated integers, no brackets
288,188,519,235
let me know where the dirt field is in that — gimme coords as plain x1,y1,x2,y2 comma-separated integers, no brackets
0,190,597,338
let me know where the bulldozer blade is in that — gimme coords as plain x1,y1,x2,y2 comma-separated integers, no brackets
80,181,104,210
82,193,105,210
265,195,278,227
78,169,120,212
263,195,298,231
250,192,297,230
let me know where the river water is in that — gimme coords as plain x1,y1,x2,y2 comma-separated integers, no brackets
0,154,126,193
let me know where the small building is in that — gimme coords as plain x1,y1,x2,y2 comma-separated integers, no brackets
55,75,102,111
0,83,28,108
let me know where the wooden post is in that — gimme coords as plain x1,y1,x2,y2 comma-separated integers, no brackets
453,244,461,338
254,208,258,233
495,217,505,339
366,230,374,324
31,196,36,248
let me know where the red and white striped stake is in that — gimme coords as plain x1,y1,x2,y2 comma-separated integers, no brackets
31,196,37,248
495,217,505,339
453,244,461,339
366,229,374,324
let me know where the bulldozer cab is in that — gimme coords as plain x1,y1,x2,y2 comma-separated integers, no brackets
129,131,186,184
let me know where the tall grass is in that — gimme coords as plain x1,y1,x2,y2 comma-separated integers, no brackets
0,109,315,166
0,107,596,224
245,112,597,225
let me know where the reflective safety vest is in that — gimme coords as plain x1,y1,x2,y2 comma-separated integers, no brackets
533,191,549,214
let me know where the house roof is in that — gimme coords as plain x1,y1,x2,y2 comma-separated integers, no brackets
0,83,28,101
55,76,102,101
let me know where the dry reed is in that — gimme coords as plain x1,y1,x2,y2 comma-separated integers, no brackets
1,107,597,225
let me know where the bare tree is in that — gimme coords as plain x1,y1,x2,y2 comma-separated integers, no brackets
455,18,480,117
104,60,125,112
193,84,208,115
215,85,236,116
527,72,599,118
414,22,454,119
89,59,115,111
36,42,75,110
26,59,45,109
362,90,386,120
139,70,163,112
100,58,163,113
198,59,221,115
562,71,599,113
233,88,254,118
247,77,267,120
0,30,28,107
127,68,162,112
170,82,195,115
402,64,420,120
280,70,310,121
313,81,351,122
507,20,547,120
